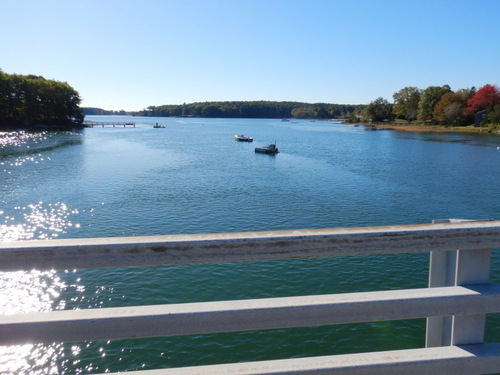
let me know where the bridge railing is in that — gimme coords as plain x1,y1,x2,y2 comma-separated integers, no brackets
1,220,500,374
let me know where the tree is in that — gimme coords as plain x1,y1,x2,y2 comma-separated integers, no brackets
433,92,466,125
0,72,82,128
139,101,362,119
392,87,421,122
417,85,451,121
365,97,392,122
291,107,318,119
201,104,222,117
457,87,476,101
0,71,13,119
488,107,500,124
464,84,500,115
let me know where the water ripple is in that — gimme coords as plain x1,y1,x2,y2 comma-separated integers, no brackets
0,202,80,242
0,270,67,374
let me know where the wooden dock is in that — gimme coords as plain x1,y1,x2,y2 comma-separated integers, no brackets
83,121,135,128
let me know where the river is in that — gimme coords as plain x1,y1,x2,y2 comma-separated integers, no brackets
1,116,499,373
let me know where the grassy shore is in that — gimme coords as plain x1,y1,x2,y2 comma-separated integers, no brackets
352,122,500,134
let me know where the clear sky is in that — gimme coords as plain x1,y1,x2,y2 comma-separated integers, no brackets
2,0,499,111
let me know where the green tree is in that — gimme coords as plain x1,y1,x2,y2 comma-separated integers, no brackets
457,87,476,101
365,97,392,122
201,104,222,117
487,107,500,124
0,72,82,128
393,86,421,122
291,107,318,119
0,71,14,119
417,85,451,121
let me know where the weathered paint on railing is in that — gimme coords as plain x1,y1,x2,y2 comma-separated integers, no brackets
1,220,500,375
0,221,499,271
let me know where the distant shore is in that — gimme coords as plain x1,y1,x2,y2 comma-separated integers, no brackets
350,122,500,134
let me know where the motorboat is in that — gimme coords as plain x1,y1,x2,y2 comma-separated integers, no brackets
234,134,253,142
255,143,279,154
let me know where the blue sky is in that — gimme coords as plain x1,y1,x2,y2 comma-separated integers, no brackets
2,0,499,111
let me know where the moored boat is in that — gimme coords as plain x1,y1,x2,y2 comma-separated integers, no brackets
234,134,253,142
255,143,279,154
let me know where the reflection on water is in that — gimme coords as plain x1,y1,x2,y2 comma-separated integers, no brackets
1,130,83,374
391,130,500,148
0,343,64,375
0,130,82,159
0,266,121,374
0,270,67,374
0,270,65,313
0,130,49,148
0,202,80,242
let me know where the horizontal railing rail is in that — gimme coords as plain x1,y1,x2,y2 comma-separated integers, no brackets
1,220,500,375
1,221,499,270
2,284,500,345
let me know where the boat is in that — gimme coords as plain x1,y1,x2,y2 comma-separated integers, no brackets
153,124,166,128
255,143,279,154
234,134,253,142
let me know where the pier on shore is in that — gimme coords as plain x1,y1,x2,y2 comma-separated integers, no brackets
83,121,135,128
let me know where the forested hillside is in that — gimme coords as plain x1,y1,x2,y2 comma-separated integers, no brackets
83,107,129,116
0,71,83,129
138,101,360,119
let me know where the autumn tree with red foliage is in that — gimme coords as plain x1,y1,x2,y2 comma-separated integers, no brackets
464,84,500,115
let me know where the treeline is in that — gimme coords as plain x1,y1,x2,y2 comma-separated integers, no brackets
354,84,500,127
0,71,83,129
137,101,360,119
83,107,129,116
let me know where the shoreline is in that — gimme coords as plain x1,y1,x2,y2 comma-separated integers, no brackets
351,123,500,134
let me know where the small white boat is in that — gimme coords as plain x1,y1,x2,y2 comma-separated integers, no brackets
255,143,279,154
234,134,253,142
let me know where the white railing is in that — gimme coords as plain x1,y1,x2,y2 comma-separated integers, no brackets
1,220,500,374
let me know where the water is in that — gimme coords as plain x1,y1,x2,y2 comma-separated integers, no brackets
1,116,500,373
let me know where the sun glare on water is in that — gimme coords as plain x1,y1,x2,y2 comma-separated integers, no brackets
0,270,68,374
0,200,80,374
0,201,80,242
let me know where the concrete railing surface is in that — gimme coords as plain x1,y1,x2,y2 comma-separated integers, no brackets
1,220,500,374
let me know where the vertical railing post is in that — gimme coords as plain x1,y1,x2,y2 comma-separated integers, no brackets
426,219,459,347
426,219,492,348
426,249,456,346
451,248,491,345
